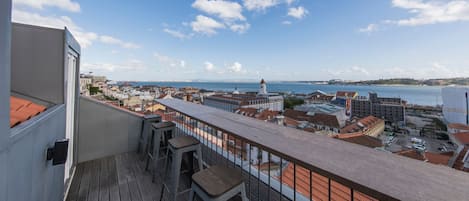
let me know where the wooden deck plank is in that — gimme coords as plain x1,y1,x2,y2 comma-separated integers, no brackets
133,153,163,201
66,163,84,201
87,160,100,201
109,157,121,201
99,157,111,201
77,161,92,201
116,154,132,201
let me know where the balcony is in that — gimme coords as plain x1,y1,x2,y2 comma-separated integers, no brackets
65,97,469,201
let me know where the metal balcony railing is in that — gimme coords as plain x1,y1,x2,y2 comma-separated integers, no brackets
155,99,469,201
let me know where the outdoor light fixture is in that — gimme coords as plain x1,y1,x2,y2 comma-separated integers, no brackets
46,139,69,166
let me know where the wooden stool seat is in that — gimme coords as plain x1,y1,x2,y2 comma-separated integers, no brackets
169,135,200,149
152,121,175,129
192,166,243,197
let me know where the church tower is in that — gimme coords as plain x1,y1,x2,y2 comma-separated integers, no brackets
259,79,267,95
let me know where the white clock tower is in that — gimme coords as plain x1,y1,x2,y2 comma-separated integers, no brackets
259,79,267,95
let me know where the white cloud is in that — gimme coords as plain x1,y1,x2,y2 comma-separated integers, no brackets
358,23,378,33
229,23,251,33
286,0,296,5
81,60,146,73
154,52,187,68
12,9,141,49
244,0,279,11
282,20,292,25
13,0,80,12
163,28,192,39
204,61,215,72
327,66,370,77
99,35,140,49
288,6,308,19
389,0,469,26
192,0,245,21
12,9,97,47
227,62,247,73
191,15,225,35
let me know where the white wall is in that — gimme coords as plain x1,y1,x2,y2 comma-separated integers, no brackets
0,1,11,201
442,87,469,124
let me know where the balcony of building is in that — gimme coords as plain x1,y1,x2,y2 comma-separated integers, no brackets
65,97,469,201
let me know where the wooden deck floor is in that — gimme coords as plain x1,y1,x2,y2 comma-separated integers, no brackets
66,150,289,201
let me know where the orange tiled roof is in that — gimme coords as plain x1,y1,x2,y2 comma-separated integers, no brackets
308,113,340,128
454,132,469,145
336,91,358,98
448,123,469,131
396,150,425,161
453,146,469,172
283,109,309,121
256,110,280,121
334,133,383,148
341,116,384,134
10,96,46,128
280,163,377,201
424,152,452,165
284,117,300,127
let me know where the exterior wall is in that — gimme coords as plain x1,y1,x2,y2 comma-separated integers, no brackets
0,1,12,201
77,97,143,163
203,98,239,112
11,23,65,104
204,96,284,112
442,87,469,124
6,106,67,201
352,99,405,123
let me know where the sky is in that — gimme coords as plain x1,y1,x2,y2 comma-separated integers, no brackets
10,0,469,81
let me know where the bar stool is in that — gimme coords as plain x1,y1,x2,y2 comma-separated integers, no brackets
160,136,203,201
138,114,161,158
188,165,248,201
145,121,176,182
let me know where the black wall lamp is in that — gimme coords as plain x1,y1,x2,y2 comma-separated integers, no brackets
47,139,69,165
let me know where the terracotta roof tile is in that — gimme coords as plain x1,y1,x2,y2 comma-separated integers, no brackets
396,150,425,161
424,152,452,165
448,123,469,131
341,116,384,134
336,91,358,98
280,163,377,201
454,132,469,145
9,96,47,128
453,146,469,172
283,109,308,121
334,133,383,148
308,113,340,128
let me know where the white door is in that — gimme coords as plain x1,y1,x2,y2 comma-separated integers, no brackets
65,52,77,182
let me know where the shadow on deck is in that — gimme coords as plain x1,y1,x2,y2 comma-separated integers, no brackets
66,150,289,201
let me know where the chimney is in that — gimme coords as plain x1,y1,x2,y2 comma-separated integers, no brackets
275,115,285,126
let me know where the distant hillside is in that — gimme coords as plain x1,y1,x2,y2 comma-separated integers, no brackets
324,78,469,86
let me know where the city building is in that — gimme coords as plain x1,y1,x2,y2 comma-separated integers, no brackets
304,90,335,104
203,79,284,112
2,5,469,201
283,109,341,134
79,74,92,96
442,86,469,125
333,133,384,149
294,103,348,126
340,115,385,138
351,92,406,124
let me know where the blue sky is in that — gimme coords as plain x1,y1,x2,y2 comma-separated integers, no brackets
11,0,469,81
